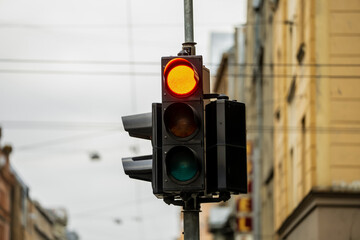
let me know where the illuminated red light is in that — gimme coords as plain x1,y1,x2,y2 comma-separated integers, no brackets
164,58,199,97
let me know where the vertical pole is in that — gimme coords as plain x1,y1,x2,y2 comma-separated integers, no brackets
183,198,200,240
182,0,196,55
183,209,200,240
184,0,194,43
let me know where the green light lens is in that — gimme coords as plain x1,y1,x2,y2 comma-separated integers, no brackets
166,146,198,182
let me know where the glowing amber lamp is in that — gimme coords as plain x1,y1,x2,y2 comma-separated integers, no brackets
165,58,198,97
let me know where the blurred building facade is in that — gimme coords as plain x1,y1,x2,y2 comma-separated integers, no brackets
205,25,255,240
204,0,360,239
271,0,360,239
244,0,275,239
0,128,77,240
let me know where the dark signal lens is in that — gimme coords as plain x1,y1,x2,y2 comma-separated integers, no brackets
164,103,198,138
166,146,198,182
164,58,199,97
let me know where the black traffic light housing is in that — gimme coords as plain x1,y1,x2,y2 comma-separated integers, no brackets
206,99,247,194
161,55,207,194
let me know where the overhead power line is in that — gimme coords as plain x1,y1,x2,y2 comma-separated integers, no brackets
246,126,360,134
0,22,244,29
0,69,159,76
1,58,360,67
0,58,157,65
0,120,123,130
2,120,359,152
1,69,359,80
2,120,360,134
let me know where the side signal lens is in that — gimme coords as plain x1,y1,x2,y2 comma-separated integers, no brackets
164,58,199,97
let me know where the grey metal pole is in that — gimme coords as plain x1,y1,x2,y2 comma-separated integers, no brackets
183,209,200,240
184,0,194,43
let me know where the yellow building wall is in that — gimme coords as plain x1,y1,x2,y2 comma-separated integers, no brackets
273,0,360,231
327,0,360,183
273,0,290,229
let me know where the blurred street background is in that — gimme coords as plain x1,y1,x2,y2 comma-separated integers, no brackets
1,0,360,240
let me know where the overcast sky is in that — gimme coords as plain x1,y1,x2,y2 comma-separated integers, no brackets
0,0,246,239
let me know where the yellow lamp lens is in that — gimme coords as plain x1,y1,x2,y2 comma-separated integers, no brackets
164,58,199,97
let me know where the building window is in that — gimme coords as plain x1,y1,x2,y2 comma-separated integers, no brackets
289,148,295,207
275,109,281,121
297,43,306,65
287,76,296,104
301,116,306,134
301,116,306,195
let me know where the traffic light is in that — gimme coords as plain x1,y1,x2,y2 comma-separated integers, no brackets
122,54,247,202
206,99,247,194
161,56,208,194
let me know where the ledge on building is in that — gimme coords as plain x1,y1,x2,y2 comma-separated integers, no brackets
277,188,360,240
